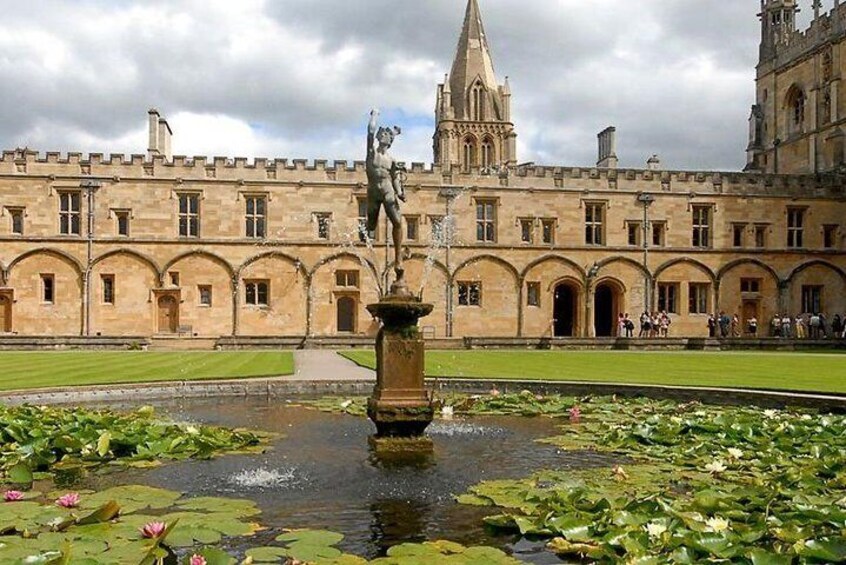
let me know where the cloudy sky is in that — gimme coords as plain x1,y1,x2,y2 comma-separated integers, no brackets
0,1,831,171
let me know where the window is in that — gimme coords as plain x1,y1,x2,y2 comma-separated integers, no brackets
481,139,493,168
802,285,823,314
8,208,23,235
335,271,360,288
429,215,445,242
688,283,710,315
405,216,419,241
315,213,331,240
178,193,200,237
541,219,555,245
41,274,55,304
463,138,476,171
101,275,115,305
526,282,541,307
652,222,666,247
692,205,712,248
657,283,679,314
475,199,496,242
627,221,642,246
755,225,767,248
357,199,368,242
732,224,746,248
458,282,482,307
169,272,180,286
787,208,805,248
198,285,213,306
115,211,130,237
740,278,762,293
520,219,534,244
471,82,486,121
791,89,805,130
585,203,605,245
245,196,266,239
59,192,81,235
245,280,269,306
823,225,838,249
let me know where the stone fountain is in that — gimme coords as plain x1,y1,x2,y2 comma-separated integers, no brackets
363,109,435,450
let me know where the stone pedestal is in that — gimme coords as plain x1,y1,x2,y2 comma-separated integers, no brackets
366,294,435,440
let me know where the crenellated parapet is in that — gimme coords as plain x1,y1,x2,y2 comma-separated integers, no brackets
760,1,846,73
1,148,844,200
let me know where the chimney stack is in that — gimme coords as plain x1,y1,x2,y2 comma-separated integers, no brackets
147,108,173,161
647,154,661,171
597,126,618,169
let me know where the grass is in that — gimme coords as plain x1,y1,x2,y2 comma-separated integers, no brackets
0,351,294,392
340,350,846,395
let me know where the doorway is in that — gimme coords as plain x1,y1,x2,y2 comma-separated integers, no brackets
337,296,357,333
0,293,10,333
553,283,577,337
157,295,179,334
594,283,619,337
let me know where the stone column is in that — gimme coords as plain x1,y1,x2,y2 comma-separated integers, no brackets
778,280,791,315
586,285,596,338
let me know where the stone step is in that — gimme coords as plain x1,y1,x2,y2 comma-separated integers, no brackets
147,337,218,351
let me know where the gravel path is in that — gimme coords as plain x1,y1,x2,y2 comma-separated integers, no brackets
293,350,376,381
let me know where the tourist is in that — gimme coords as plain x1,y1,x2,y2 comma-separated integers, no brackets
772,315,782,337
707,314,717,338
660,311,671,338
781,314,792,339
820,313,828,339
651,312,660,338
718,312,730,338
832,314,843,340
810,312,821,339
639,312,651,338
747,316,758,337
617,313,625,338
731,314,740,338
623,313,635,338
795,314,806,339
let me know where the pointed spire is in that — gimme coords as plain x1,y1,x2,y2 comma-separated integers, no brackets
449,0,500,118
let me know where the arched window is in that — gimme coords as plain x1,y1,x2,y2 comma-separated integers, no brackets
786,85,805,133
470,82,486,121
480,138,494,168
463,137,477,171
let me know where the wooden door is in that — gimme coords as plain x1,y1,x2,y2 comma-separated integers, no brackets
158,295,178,333
337,296,356,333
0,295,10,333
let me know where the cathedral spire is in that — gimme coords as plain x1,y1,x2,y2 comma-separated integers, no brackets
449,0,499,105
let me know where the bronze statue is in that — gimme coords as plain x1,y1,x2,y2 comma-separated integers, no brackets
366,109,407,292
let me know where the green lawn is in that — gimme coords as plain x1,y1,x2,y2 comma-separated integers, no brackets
341,350,846,394
0,351,294,392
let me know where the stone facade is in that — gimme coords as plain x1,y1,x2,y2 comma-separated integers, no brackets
0,0,844,340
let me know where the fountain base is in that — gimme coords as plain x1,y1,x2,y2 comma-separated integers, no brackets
366,293,435,439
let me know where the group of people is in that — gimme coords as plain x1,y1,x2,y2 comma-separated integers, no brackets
766,313,846,339
617,312,673,338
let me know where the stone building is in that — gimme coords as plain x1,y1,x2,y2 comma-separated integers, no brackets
0,0,843,340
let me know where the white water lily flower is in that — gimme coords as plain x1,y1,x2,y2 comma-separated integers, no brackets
705,460,728,474
705,517,730,533
185,425,200,435
763,409,778,419
801,414,813,421
727,448,743,460
340,400,353,409
441,406,455,419
645,522,667,538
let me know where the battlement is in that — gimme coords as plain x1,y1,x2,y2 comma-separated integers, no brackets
1,147,843,200
763,2,846,71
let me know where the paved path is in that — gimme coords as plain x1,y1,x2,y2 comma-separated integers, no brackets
293,350,375,381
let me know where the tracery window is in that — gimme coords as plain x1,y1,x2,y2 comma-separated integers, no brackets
463,137,477,171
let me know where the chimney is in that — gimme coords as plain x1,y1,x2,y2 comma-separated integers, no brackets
597,126,618,169
647,154,661,171
147,108,173,161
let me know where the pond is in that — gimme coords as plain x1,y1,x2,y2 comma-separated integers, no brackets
85,397,616,563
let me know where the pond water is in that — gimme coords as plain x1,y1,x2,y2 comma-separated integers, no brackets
88,398,617,563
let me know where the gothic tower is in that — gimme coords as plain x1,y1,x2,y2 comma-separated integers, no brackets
759,0,799,62
434,0,517,170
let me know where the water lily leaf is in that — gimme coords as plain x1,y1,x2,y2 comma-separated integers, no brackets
748,548,795,565
8,463,33,485
482,514,517,531
547,516,593,541
427,540,467,555
190,547,237,565
283,542,343,562
177,497,260,518
799,538,846,561
244,546,288,562
96,433,111,458
76,501,121,525
275,529,344,546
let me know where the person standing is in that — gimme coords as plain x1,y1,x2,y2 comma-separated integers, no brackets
772,314,781,337
719,312,730,338
731,314,740,338
617,313,625,338
623,313,634,338
833,314,843,340
795,314,806,339
781,314,792,339
748,316,758,337
707,314,717,338
810,313,821,339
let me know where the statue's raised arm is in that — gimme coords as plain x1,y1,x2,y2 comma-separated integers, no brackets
367,109,379,162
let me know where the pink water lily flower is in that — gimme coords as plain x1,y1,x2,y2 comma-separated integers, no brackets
3,490,24,502
190,555,207,565
140,521,167,539
56,492,80,508
569,406,582,421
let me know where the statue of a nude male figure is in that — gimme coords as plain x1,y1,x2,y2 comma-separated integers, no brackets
366,109,407,289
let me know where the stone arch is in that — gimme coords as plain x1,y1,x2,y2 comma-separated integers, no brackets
165,251,236,336
480,134,496,168
654,258,716,283
161,250,235,284
238,251,308,280
592,277,626,338
785,260,846,284
91,250,160,336
238,251,309,336
521,256,587,338
0,258,7,286
717,258,781,285
309,252,381,336
452,255,520,337
8,248,84,278
6,248,85,335
92,249,161,276
595,256,652,282
462,133,478,170
521,254,587,282
392,254,449,338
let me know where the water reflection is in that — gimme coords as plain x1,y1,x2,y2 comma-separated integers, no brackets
89,397,616,561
